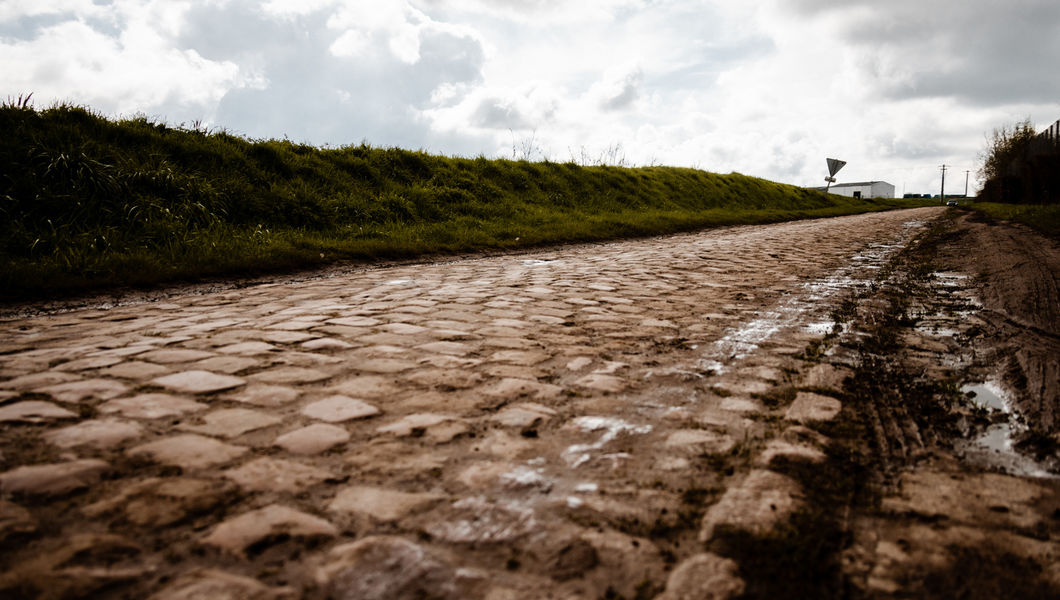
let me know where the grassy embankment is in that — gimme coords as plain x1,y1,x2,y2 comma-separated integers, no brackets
1,102,933,299
964,202,1060,239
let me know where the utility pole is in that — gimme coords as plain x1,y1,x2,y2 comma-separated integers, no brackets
964,170,970,197
940,164,948,204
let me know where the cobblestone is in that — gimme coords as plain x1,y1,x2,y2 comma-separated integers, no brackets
315,536,470,600
301,395,381,422
201,504,338,557
0,400,77,423
249,366,331,384
223,457,335,492
699,469,807,542
127,434,248,469
98,393,208,419
0,371,80,390
98,360,172,379
147,569,296,600
151,370,246,394
225,383,300,407
328,486,447,522
42,419,144,449
181,408,282,438
36,378,128,403
83,477,235,527
0,459,110,496
273,423,350,454
785,391,843,423
658,553,746,600
139,348,216,364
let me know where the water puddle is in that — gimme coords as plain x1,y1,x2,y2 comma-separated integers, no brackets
562,416,652,468
705,317,783,366
698,220,926,373
957,380,1058,478
499,466,552,492
933,271,969,287
804,321,840,336
964,381,1008,412
917,324,960,338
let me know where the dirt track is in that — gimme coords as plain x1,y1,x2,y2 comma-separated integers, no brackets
940,213,1060,432
2,206,1058,599
836,211,1060,598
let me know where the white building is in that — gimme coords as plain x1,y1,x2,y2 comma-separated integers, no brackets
815,181,896,199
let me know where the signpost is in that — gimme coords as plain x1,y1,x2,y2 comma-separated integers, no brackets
824,158,846,194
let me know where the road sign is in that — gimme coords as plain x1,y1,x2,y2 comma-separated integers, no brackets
826,158,847,177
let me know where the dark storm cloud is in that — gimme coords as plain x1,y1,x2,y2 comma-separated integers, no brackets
783,0,1060,105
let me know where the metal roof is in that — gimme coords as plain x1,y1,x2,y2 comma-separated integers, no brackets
826,181,891,187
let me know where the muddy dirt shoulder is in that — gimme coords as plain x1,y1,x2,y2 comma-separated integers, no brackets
817,211,1060,597
937,211,1060,436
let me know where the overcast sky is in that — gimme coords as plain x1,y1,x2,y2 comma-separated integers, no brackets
4,0,1058,195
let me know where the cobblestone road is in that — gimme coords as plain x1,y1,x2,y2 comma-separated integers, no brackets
0,208,942,599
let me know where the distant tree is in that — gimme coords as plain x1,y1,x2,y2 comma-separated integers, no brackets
978,118,1036,185
974,118,1060,203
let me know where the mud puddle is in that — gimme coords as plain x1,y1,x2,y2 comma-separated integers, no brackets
913,265,1059,477
957,380,1060,478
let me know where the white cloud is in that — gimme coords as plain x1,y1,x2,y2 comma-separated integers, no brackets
2,0,1056,194
587,66,644,111
328,28,370,58
1,6,258,116
317,1,484,65
261,0,335,18
425,82,562,133
420,0,644,24
0,0,104,21
325,1,425,63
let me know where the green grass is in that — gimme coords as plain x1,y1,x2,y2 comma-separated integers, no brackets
964,202,1060,238
1,101,934,300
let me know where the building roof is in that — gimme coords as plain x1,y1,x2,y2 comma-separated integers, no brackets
827,181,892,188
808,180,895,193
